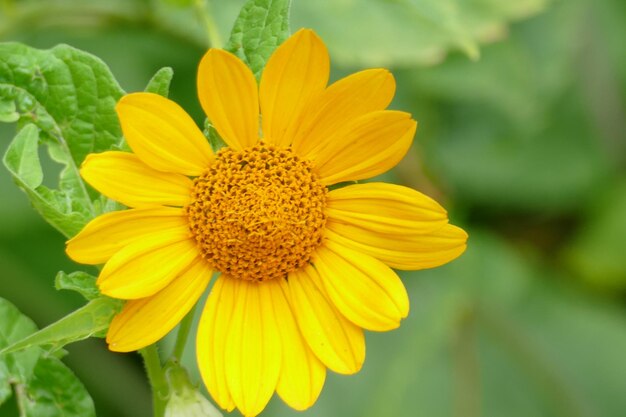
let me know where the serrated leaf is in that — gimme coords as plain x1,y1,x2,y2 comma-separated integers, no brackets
0,42,125,237
1,297,123,356
225,0,291,78
17,355,95,417
2,124,88,237
55,271,100,301
144,66,174,97
0,298,40,406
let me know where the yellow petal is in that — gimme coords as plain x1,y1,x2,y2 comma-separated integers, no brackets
225,279,282,417
326,182,447,236
313,111,416,184
314,241,409,331
66,207,187,265
81,151,192,208
197,49,259,150
97,232,198,299
106,259,211,352
197,275,236,412
289,264,365,374
271,279,325,410
291,68,396,157
259,29,329,148
326,223,468,270
116,93,214,176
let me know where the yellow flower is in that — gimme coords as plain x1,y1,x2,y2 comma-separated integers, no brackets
66,29,467,417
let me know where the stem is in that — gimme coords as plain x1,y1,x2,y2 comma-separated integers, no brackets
139,345,169,417
194,0,223,49
172,304,197,361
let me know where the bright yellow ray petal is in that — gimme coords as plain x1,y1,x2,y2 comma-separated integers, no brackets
106,259,211,352
197,275,236,412
197,49,259,150
326,182,447,236
116,93,213,176
326,223,468,270
66,207,187,265
289,264,365,374
291,68,395,157
314,241,409,331
312,111,416,185
225,279,282,417
81,151,192,208
97,232,198,299
271,279,325,410
259,29,329,148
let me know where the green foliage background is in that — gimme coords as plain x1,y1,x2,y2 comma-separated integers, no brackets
1,0,625,416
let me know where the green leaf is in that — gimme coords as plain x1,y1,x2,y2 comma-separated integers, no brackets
0,42,125,237
3,124,88,236
1,297,123,355
0,298,39,406
203,118,226,152
226,0,291,78
0,98,19,123
563,180,626,291
17,355,95,417
290,0,548,67
0,297,95,416
55,271,100,301
144,66,174,97
3,124,42,189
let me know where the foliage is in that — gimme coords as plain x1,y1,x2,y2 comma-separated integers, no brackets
0,0,625,416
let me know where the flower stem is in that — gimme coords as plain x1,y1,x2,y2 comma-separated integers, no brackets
140,345,169,417
194,0,223,49
173,304,197,361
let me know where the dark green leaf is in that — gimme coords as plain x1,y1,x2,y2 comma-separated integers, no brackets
226,0,291,78
144,66,174,97
563,180,626,290
55,271,100,301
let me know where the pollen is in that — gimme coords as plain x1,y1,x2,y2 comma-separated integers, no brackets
185,144,327,282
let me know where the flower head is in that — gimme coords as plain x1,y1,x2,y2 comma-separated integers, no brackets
66,29,467,417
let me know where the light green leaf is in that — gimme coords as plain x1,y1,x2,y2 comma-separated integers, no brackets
55,271,100,301
0,42,125,237
3,124,42,189
2,124,88,237
203,119,226,152
0,298,40,406
1,297,123,356
0,98,19,122
226,0,291,78
290,0,549,67
17,355,95,417
144,66,174,97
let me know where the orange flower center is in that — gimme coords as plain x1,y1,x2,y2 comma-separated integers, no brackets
186,144,327,281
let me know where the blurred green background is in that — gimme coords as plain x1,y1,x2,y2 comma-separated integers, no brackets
1,0,626,416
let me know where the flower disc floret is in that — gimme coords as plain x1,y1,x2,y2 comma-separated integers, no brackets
186,144,327,281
